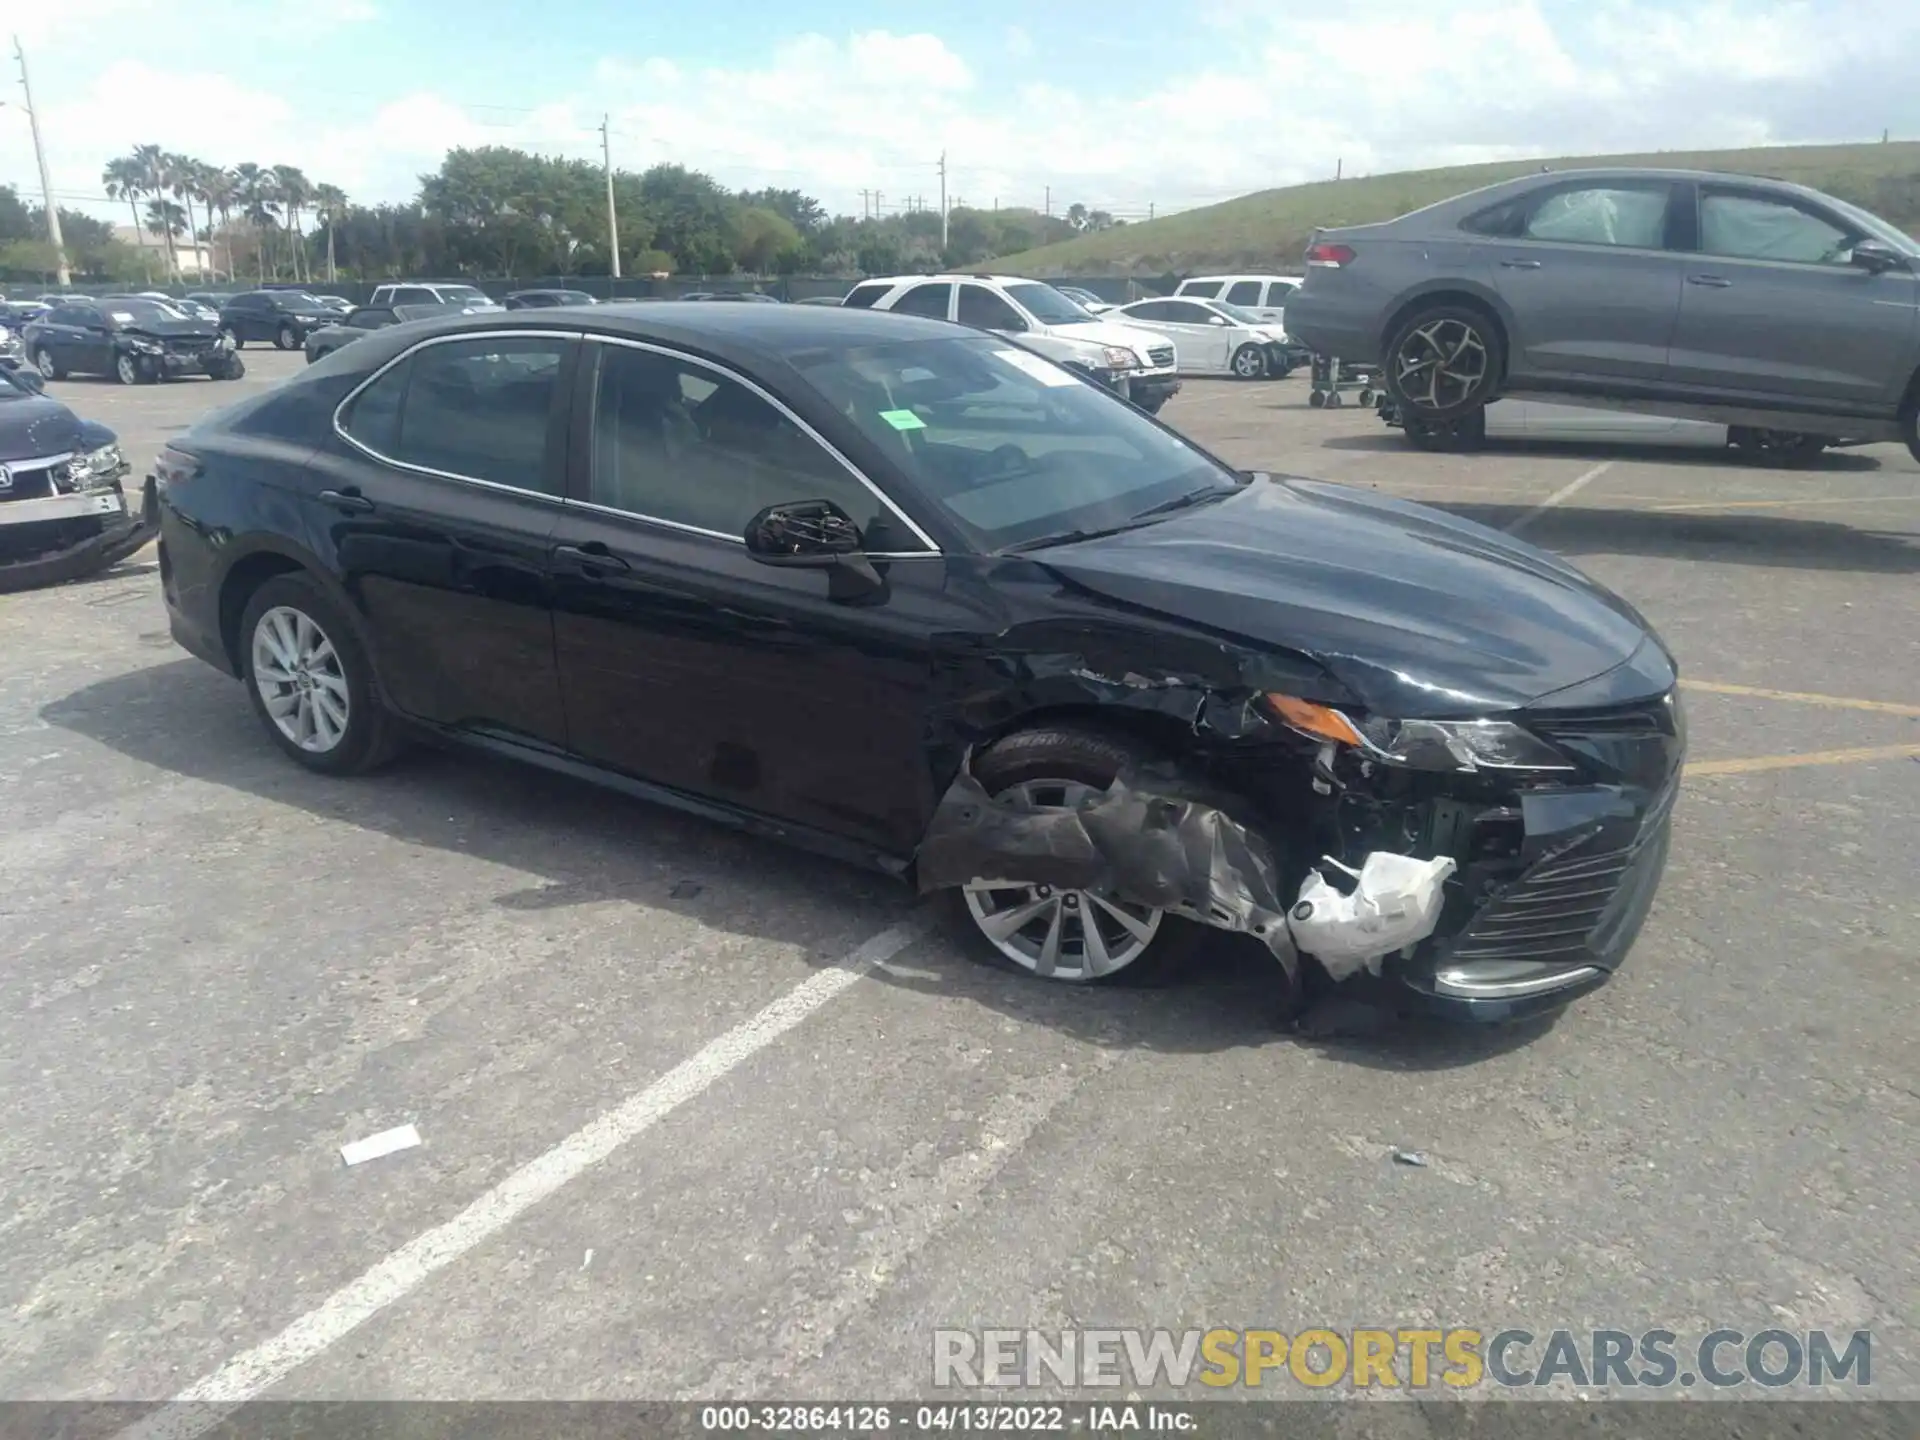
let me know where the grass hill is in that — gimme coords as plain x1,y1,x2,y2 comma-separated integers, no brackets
995,141,1920,276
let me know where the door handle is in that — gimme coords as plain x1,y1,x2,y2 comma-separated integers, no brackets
1499,258,1543,269
554,542,631,574
1687,274,1733,288
316,488,374,513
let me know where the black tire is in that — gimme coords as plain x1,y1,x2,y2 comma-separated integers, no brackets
275,323,297,351
1730,427,1827,468
34,347,65,381
1134,393,1168,416
938,726,1207,986
1904,402,1920,467
238,572,403,776
1384,302,1505,420
1307,389,1326,408
1230,344,1268,380
1404,407,1488,453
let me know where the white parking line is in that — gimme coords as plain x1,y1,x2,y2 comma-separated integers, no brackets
1504,461,1613,535
113,920,927,1440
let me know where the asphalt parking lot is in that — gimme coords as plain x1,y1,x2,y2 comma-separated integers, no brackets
2,352,1916,1410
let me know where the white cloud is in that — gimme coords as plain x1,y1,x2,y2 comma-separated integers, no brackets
7,4,1917,232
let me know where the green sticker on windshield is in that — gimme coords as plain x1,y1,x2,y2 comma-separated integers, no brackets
878,408,927,431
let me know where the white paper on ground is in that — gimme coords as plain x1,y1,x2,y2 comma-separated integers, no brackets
340,1124,423,1167
1286,852,1458,980
992,348,1080,387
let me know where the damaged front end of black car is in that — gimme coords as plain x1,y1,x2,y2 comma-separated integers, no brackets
913,479,1686,1023
0,369,149,592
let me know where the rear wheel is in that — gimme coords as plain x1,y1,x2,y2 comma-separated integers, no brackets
35,347,64,380
1385,303,1504,420
1230,344,1268,380
943,728,1205,985
239,573,402,775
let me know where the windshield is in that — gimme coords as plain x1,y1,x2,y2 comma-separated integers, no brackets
110,299,191,325
792,335,1238,551
437,285,490,303
1214,302,1266,325
1826,196,1920,256
1002,282,1096,326
275,292,326,309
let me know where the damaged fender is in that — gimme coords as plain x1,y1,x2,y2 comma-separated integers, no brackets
916,757,1300,976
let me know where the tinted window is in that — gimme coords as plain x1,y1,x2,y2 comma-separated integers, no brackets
1167,301,1218,324
1126,301,1177,321
1700,192,1856,264
341,335,567,492
1262,280,1298,304
956,284,1025,331
588,344,918,547
891,283,953,319
1179,280,1223,299
1521,185,1669,248
1224,280,1263,305
841,283,893,309
348,309,395,330
49,305,92,326
393,287,436,305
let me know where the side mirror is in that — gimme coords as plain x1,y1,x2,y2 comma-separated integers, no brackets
1207,315,1228,327
1850,240,1908,274
744,499,886,601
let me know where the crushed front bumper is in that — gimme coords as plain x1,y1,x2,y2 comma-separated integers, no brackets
0,471,154,592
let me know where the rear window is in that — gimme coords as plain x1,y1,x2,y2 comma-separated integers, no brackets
1178,280,1223,299
1224,280,1263,306
842,282,893,309
890,283,953,319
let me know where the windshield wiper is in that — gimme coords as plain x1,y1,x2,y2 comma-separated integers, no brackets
1128,485,1236,521
1004,521,1142,553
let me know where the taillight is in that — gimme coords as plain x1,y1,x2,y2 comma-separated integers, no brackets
1305,242,1356,268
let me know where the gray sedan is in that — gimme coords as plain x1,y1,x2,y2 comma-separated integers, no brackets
1284,167,1920,463
303,303,458,364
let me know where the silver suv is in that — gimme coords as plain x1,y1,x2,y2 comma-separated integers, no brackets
1283,168,1920,462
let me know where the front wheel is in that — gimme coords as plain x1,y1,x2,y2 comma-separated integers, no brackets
942,727,1205,986
275,323,298,350
1230,344,1268,380
1385,304,1504,419
114,352,146,386
239,573,402,775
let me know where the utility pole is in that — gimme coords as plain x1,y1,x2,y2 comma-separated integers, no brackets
1044,184,1050,217
876,190,884,216
938,150,948,249
9,36,69,287
1335,157,1343,180
601,115,621,279
1149,202,1155,220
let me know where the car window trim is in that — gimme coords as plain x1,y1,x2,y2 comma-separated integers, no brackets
575,334,942,558
330,327,578,504
1483,178,1681,253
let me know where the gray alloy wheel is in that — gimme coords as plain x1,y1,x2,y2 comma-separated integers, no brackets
1231,344,1268,379
276,323,297,350
1389,311,1496,416
251,604,352,754
34,347,61,380
960,778,1165,983
114,352,142,386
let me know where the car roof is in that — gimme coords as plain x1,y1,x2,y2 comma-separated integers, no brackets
347,300,965,364
858,274,1045,288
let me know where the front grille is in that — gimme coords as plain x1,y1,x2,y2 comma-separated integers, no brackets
164,337,215,354
1445,781,1676,964
0,454,66,502
1147,344,1175,367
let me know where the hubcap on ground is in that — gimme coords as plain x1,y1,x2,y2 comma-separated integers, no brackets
961,778,1163,982
252,605,350,753
1395,318,1487,411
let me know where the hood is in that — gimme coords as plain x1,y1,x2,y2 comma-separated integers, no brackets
0,390,83,461
121,316,220,340
1048,318,1166,355
1034,477,1661,717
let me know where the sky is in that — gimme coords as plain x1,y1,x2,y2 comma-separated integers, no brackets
5,0,1918,229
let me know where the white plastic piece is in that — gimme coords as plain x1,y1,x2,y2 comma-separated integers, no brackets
340,1124,422,1167
991,348,1079,387
1286,852,1458,980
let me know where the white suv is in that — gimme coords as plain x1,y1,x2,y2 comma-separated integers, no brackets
367,282,502,311
842,274,1182,414
1173,274,1302,326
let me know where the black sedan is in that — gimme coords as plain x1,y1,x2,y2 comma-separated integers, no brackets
504,288,598,309
303,302,457,363
154,305,1684,1022
217,290,341,350
0,367,148,591
23,297,243,385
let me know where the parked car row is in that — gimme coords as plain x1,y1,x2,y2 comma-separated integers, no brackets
23,297,245,385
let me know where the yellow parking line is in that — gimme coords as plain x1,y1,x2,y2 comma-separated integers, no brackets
1682,679,1920,718
1688,744,1920,777
1650,493,1920,513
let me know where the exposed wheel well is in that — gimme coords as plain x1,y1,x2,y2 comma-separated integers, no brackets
218,553,306,670
1380,290,1510,384
977,704,1203,765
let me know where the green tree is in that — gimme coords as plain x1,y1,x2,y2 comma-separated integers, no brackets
638,163,739,275
233,163,280,282
733,207,803,274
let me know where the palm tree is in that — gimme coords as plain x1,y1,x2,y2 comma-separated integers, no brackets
101,156,151,283
144,198,188,264
273,164,312,283
233,162,280,283
130,143,177,278
312,183,347,284
200,166,239,283
166,153,207,282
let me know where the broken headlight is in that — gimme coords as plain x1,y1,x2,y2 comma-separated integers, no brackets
1265,695,1574,773
63,443,125,493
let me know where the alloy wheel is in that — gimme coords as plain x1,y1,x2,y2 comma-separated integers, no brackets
251,605,351,754
1232,345,1266,379
115,354,140,386
960,778,1164,982
35,349,57,379
1394,317,1488,412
